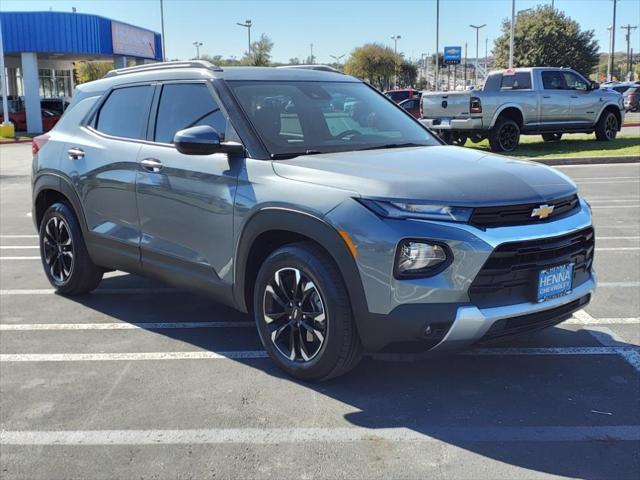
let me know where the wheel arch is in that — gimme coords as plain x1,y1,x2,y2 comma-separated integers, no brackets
233,208,369,327
489,105,524,129
33,173,88,233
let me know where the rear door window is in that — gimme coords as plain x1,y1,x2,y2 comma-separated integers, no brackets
500,72,532,90
95,85,153,139
542,71,565,90
154,83,226,144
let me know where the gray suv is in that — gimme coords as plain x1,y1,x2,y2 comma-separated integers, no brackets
32,61,596,381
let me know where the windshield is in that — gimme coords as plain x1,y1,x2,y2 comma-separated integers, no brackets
228,81,439,158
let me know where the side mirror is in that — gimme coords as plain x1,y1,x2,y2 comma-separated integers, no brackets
173,125,244,156
590,82,600,91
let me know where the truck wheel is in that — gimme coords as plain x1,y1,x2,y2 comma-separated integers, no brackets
39,202,103,295
542,133,562,142
254,242,362,382
595,111,618,141
489,118,520,153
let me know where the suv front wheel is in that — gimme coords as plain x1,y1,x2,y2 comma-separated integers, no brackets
254,242,362,381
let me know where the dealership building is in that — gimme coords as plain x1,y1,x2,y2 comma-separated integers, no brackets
0,11,163,132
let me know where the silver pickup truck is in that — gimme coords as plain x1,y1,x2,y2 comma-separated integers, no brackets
420,67,625,152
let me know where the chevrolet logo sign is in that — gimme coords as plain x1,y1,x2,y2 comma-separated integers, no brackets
531,204,555,219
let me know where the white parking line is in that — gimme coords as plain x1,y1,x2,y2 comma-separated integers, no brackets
596,236,640,240
591,205,640,209
1,346,637,364
0,288,177,295
595,247,640,251
2,425,638,446
565,316,639,325
598,281,640,287
0,246,38,249
573,176,640,181
0,235,38,239
0,256,40,260
0,321,253,331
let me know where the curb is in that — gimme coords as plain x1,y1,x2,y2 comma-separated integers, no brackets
624,122,640,127
0,137,33,145
531,155,640,166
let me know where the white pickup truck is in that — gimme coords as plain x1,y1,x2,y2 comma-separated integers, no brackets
420,67,625,152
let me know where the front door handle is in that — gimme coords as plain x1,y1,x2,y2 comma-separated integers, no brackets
67,147,84,160
141,158,163,173
570,95,578,99
542,95,551,99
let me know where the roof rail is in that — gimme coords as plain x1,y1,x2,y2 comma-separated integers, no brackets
104,60,223,78
276,65,344,74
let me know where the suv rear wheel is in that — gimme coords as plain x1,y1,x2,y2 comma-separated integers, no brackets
489,118,520,153
254,242,362,381
39,202,103,295
595,111,618,141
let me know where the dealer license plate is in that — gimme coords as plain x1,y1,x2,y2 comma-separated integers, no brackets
537,264,574,303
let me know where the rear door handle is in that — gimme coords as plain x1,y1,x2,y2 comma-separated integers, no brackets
67,147,84,160
570,95,578,98
542,95,551,99
141,158,163,173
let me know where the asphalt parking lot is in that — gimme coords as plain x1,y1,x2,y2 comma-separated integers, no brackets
0,142,638,480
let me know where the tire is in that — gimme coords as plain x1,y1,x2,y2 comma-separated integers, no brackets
595,111,619,141
488,117,521,153
542,133,562,142
39,202,103,295
253,242,362,382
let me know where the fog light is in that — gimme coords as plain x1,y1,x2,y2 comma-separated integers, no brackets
395,240,449,278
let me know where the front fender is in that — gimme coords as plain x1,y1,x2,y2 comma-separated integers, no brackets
233,206,369,327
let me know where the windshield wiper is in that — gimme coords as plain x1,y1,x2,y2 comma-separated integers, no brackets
356,142,428,151
270,149,322,160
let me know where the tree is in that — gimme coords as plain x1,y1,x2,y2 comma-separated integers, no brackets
289,57,301,65
74,61,114,84
242,34,274,66
344,43,398,90
493,5,599,77
398,60,418,87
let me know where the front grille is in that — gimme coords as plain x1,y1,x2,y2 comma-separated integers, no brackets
469,227,594,309
480,294,590,342
470,194,580,228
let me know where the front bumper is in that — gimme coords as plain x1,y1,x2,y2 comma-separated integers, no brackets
431,273,595,351
420,117,483,131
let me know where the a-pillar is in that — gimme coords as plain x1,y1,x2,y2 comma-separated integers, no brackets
21,52,43,134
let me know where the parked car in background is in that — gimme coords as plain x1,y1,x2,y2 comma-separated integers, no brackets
623,86,639,112
0,109,61,132
40,98,71,115
421,67,625,152
31,60,596,381
384,88,420,103
399,97,420,118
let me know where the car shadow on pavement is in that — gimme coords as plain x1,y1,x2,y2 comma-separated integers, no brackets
69,274,640,480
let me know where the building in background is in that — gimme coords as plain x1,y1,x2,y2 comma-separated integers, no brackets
0,11,162,133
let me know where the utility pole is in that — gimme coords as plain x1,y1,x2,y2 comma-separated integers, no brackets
620,24,637,78
236,20,252,61
192,41,203,60
435,0,440,91
470,24,486,86
391,35,401,88
310,43,314,64
608,0,617,81
607,26,613,81
509,0,515,68
159,0,166,61
329,54,345,71
464,42,467,86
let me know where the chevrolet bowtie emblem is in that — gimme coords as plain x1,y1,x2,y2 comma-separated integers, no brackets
531,204,555,219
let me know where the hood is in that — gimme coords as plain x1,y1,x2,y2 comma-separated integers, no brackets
271,146,577,206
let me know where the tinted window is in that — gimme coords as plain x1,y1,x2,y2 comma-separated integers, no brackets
614,85,631,94
542,71,564,90
402,100,418,109
501,72,532,90
154,83,226,144
483,73,502,91
562,72,588,91
230,81,439,157
386,91,410,102
96,86,152,139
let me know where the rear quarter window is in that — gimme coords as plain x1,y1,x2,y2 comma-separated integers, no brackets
95,85,153,139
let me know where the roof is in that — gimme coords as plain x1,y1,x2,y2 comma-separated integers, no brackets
217,66,358,82
0,11,162,60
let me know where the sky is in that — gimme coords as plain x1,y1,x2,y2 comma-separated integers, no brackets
2,0,639,63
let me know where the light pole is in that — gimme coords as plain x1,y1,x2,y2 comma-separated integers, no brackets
621,24,637,78
470,24,486,85
236,20,252,61
391,34,401,88
509,0,515,68
309,44,314,64
159,0,166,61
329,54,345,70
608,0,617,81
435,0,440,90
192,41,203,60
607,26,613,81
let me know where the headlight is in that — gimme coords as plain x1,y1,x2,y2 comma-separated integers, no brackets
395,240,451,278
358,198,472,222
